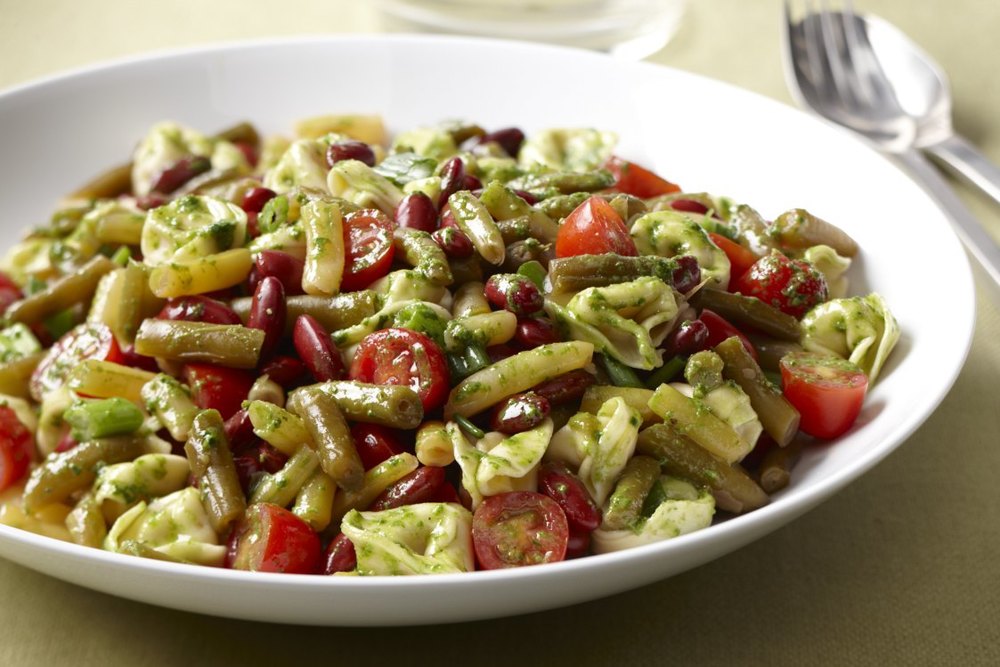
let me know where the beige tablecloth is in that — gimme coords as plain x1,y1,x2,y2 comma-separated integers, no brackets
1,1,998,664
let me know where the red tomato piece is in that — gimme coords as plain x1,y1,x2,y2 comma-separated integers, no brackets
733,251,829,319
227,503,321,574
699,309,757,361
603,156,681,198
30,322,124,402
349,328,449,412
0,407,32,492
780,352,869,439
472,491,569,569
350,423,406,470
707,232,759,290
183,363,254,420
555,196,638,258
340,209,395,292
0,271,23,318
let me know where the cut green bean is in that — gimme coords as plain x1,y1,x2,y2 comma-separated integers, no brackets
695,288,801,341
548,254,685,293
715,336,800,446
647,383,750,464
601,455,662,531
598,354,645,388
230,291,379,335
645,356,686,389
184,410,246,532
4,255,115,325
684,351,725,392
64,397,144,441
758,441,803,494
454,414,485,440
0,352,43,399
288,381,424,430
141,374,200,441
292,388,365,492
636,423,769,514
134,319,264,369
250,445,320,506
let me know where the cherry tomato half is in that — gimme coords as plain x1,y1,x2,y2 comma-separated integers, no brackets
30,322,124,402
707,232,759,290
340,209,395,292
603,156,681,198
349,328,449,412
0,406,32,492
227,503,321,574
183,363,255,420
555,196,637,258
472,491,569,569
733,251,828,319
780,352,868,439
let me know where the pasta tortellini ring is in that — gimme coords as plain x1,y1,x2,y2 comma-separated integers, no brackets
630,210,731,288
140,194,248,266
131,121,250,197
800,293,899,382
263,137,331,194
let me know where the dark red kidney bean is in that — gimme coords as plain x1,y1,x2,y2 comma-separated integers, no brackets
119,344,160,373
486,343,518,363
514,317,559,349
292,314,346,382
462,174,482,191
662,319,710,357
532,369,596,406
0,272,21,318
245,211,260,239
476,127,525,158
671,255,701,294
247,276,286,361
513,189,537,206
242,186,277,214
233,141,259,168
233,442,288,495
224,408,257,453
156,295,242,325
538,461,601,532
432,226,474,259
370,466,447,511
251,250,305,296
350,423,405,470
326,140,376,168
489,392,551,434
669,198,710,215
437,157,466,208
151,155,211,194
260,355,311,389
394,192,438,233
439,206,457,229
135,193,168,211
323,533,357,574
565,527,591,559
430,481,461,504
55,430,78,454
484,274,543,316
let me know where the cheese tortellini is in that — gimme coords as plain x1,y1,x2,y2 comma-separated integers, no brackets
517,128,618,171
801,293,899,382
93,453,190,521
132,121,250,197
630,210,731,288
263,137,331,194
140,195,248,265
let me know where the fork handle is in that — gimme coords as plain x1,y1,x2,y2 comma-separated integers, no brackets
895,148,1000,288
925,134,1000,206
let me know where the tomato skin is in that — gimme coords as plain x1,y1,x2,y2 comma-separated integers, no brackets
603,156,681,198
227,503,321,574
350,423,406,470
340,209,395,292
0,407,33,492
349,328,449,412
780,352,868,439
555,196,638,258
699,309,757,361
472,491,569,569
183,363,255,420
707,232,758,290
734,251,829,319
30,322,124,402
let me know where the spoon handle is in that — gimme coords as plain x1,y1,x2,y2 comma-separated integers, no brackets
925,135,1000,206
894,148,1000,288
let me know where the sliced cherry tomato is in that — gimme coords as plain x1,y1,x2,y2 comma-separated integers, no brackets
350,422,406,470
0,271,23,318
734,251,828,319
538,462,601,532
555,196,637,258
227,503,321,574
183,363,254,420
349,328,449,412
699,309,757,361
340,209,395,292
0,406,32,492
603,156,681,198
708,232,759,290
780,352,868,439
472,491,569,569
30,322,124,402
370,466,446,511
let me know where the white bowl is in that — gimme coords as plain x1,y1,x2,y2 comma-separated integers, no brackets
0,35,974,626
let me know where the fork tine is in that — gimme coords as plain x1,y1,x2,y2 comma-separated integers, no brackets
817,0,859,108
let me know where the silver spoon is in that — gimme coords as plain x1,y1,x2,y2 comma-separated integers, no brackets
783,3,1000,287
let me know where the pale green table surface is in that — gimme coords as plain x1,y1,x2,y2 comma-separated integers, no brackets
2,1,999,664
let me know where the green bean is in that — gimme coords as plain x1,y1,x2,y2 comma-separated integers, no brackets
606,193,648,223
478,181,559,243
684,351,725,392
597,354,644,388
714,336,801,447
4,255,115,325
292,388,365,492
772,208,859,257
184,410,246,532
22,435,145,514
288,381,424,430
601,455,662,530
141,374,200,441
64,397,144,441
495,216,531,244
454,414,485,440
393,228,453,286
65,493,108,548
250,445,320,506
448,191,505,265
111,261,148,343
537,192,589,219
758,441,803,494
747,334,804,373
547,254,684,293
292,469,336,531
508,169,615,197
501,238,550,275
68,162,132,200
695,288,801,341
247,400,309,455
580,386,659,427
647,383,749,464
134,319,264,369
230,291,379,335
0,352,43,399
636,423,769,514
644,356,686,389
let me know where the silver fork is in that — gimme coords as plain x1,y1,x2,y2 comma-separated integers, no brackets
782,0,1000,288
